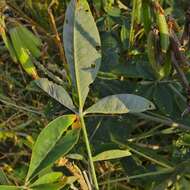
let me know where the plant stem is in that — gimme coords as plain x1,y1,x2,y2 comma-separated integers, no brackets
80,113,99,190
0,96,44,116
99,168,174,186
47,3,71,85
132,112,190,131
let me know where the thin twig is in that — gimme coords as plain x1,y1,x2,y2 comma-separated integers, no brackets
181,7,190,46
99,168,174,186
171,53,189,89
83,170,92,190
57,157,90,190
170,27,190,115
48,3,67,68
33,59,66,87
48,2,71,86
0,97,44,116
132,112,190,131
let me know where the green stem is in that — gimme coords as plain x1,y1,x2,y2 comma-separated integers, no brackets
99,168,174,186
0,96,44,116
80,113,99,190
132,112,190,131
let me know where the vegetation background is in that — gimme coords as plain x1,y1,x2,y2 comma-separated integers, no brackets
1,0,190,189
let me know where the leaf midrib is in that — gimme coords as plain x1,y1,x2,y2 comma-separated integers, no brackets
73,1,83,112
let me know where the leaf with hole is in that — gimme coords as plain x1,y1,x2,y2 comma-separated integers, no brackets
63,0,101,107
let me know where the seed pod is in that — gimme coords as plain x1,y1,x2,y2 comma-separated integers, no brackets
129,0,142,47
154,1,170,53
158,50,172,79
142,0,151,34
9,27,39,79
0,16,17,62
120,21,129,49
154,29,172,79
147,30,160,78
16,25,41,58
135,0,142,25
147,29,171,80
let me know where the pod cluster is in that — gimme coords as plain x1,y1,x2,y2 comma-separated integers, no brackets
143,0,172,79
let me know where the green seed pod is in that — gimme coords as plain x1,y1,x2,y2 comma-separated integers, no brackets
147,29,171,80
0,16,17,63
129,0,142,47
158,50,172,79
147,30,159,78
154,1,170,53
142,0,152,34
9,27,39,79
120,21,129,49
135,0,142,25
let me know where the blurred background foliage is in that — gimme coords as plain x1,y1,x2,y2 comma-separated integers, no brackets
1,0,190,189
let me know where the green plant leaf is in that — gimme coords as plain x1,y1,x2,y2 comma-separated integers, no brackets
31,176,78,190
0,186,20,190
93,149,131,162
35,78,76,112
33,128,81,176
26,114,76,180
63,0,101,108
30,172,62,187
9,27,38,78
85,94,155,114
31,183,63,190
16,25,42,58
104,4,121,17
153,84,173,116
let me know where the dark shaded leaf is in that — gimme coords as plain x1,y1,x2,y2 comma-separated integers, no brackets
36,78,76,113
